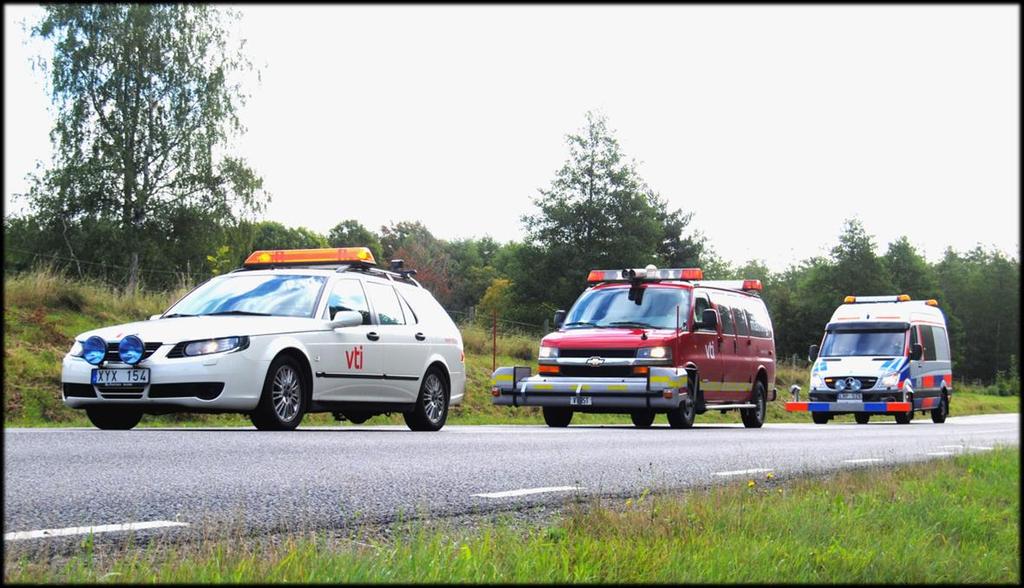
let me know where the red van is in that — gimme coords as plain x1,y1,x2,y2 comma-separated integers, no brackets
490,266,777,428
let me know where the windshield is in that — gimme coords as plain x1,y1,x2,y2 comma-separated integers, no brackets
165,274,327,318
820,330,906,357
564,286,691,330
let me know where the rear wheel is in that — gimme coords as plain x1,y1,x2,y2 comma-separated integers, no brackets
811,412,830,425
740,381,766,429
930,393,948,424
404,369,449,431
542,406,573,428
251,355,307,431
630,410,656,428
85,406,143,430
895,395,914,425
854,413,871,425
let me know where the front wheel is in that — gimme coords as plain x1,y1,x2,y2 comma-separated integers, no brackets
895,395,914,425
542,406,573,428
85,406,143,430
811,412,830,425
630,410,655,428
404,369,450,431
251,355,307,431
740,381,766,429
667,394,696,429
931,394,948,424
854,413,871,425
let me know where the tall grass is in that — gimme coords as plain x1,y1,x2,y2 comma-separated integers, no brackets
4,448,1018,583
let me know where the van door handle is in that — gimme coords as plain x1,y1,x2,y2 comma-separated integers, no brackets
366,332,380,341
415,332,426,341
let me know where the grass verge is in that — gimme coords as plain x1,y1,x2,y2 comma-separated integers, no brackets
5,447,1018,583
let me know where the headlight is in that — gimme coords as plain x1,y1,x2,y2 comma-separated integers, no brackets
118,335,144,365
183,336,248,357
810,374,825,389
69,340,84,357
880,372,900,388
637,346,671,360
82,336,107,365
538,346,558,359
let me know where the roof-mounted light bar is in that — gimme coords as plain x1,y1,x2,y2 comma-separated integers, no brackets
843,294,913,304
692,279,763,293
587,267,703,284
244,247,377,267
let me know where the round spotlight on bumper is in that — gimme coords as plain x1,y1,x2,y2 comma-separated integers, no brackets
118,335,144,365
83,336,107,365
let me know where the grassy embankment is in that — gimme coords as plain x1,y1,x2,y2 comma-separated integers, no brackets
4,269,1019,428
5,447,1018,583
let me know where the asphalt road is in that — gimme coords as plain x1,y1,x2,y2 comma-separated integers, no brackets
4,413,1018,543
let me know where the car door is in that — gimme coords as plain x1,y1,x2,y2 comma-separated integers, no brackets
308,278,384,402
363,280,430,403
709,293,743,402
688,289,725,401
917,324,944,405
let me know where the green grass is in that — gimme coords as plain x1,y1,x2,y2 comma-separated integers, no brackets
5,447,1018,583
4,269,1019,428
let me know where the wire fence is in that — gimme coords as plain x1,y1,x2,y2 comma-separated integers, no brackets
4,247,205,291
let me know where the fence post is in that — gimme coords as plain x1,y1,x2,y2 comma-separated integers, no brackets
492,309,497,372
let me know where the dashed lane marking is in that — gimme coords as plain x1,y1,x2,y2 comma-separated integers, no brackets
712,468,773,477
5,520,189,541
472,486,582,499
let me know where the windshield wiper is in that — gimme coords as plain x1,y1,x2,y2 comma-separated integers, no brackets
607,321,657,328
161,313,196,319
564,321,598,327
201,310,272,317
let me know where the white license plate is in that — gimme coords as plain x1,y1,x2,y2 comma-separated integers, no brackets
91,368,150,387
569,396,592,406
837,392,862,402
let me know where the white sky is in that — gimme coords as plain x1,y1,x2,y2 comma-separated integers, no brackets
4,5,1019,271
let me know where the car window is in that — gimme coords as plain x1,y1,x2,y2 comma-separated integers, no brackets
932,326,950,361
735,306,750,337
692,293,712,330
397,290,418,325
365,282,406,326
165,274,326,318
921,325,938,361
323,279,371,324
718,305,735,335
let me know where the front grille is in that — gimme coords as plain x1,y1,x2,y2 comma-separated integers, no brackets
558,349,636,358
824,377,878,390
63,383,97,398
97,387,145,399
149,382,224,400
166,343,187,359
554,365,635,378
103,342,162,363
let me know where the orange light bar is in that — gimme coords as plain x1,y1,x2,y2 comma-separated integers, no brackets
538,364,560,375
244,247,376,266
925,299,938,306
633,366,650,375
587,270,605,283
844,296,856,303
897,294,911,302
741,279,763,291
679,268,703,281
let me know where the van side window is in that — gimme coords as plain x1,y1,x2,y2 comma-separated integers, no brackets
365,282,406,326
753,302,773,338
910,326,919,350
323,279,371,324
693,293,712,330
735,306,750,337
719,305,735,335
932,327,950,361
920,325,938,361
397,290,418,325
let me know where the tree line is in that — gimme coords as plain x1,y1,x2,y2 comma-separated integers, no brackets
3,4,1017,384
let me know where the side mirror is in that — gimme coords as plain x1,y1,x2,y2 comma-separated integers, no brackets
909,343,923,361
700,308,719,331
329,310,363,329
808,344,819,362
553,310,566,329
149,314,162,321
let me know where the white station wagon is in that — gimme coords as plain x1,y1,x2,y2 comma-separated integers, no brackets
61,247,465,431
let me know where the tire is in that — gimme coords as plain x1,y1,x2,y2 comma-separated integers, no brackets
250,355,307,431
630,410,656,428
811,412,830,425
403,368,449,431
740,381,766,429
895,395,914,425
542,406,573,428
854,413,871,425
667,393,696,429
930,393,948,424
85,406,142,430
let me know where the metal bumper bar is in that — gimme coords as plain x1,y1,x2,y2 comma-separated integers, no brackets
490,366,689,410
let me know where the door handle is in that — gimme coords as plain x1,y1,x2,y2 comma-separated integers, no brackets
415,332,426,341
366,332,380,341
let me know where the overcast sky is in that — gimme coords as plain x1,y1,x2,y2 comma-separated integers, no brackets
4,4,1019,271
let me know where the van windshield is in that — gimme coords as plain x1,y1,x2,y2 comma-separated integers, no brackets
820,330,906,357
564,287,691,330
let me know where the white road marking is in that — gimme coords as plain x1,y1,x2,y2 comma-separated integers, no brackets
967,446,993,451
712,468,773,477
842,458,883,464
926,452,954,456
4,520,189,541
938,445,964,449
471,486,582,499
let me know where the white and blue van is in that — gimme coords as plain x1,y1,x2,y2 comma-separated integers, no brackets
786,295,953,425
